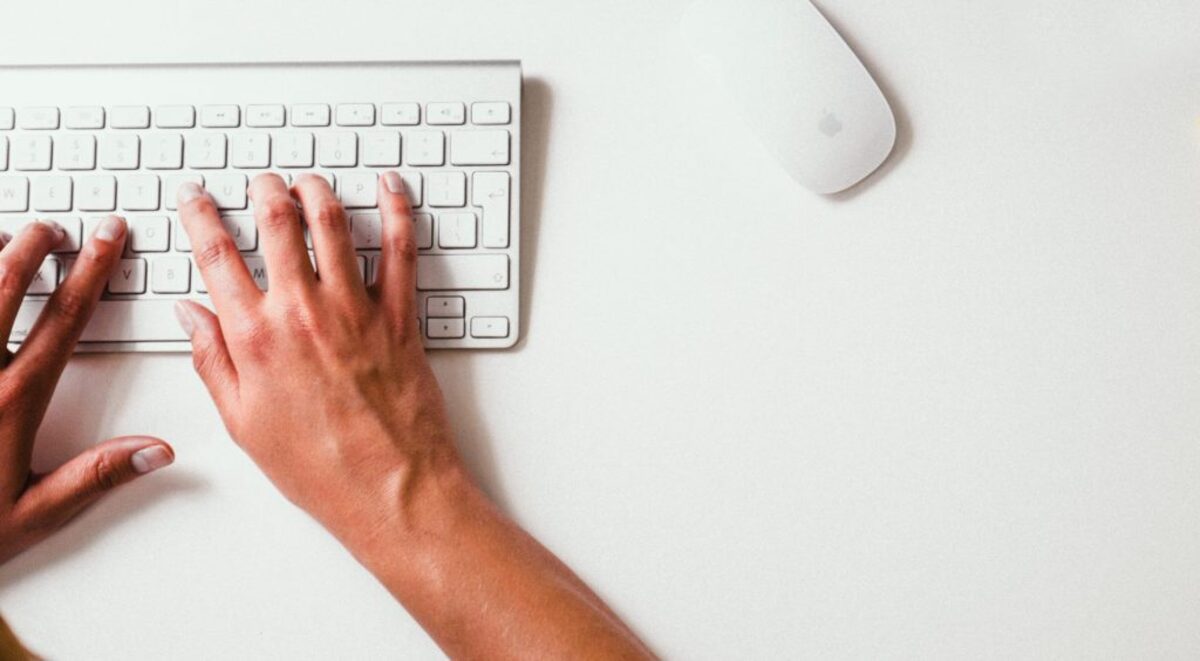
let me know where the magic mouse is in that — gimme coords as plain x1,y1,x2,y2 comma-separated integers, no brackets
680,0,897,194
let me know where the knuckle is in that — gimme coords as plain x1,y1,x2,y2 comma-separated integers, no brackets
281,301,321,338
91,453,121,492
257,195,298,231
386,235,419,267
46,287,91,321
230,316,274,359
0,263,24,298
0,378,23,411
310,201,347,231
194,237,239,271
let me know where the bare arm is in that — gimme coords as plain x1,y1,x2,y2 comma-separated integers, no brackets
174,173,653,659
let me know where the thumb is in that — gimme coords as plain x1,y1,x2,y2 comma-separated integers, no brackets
16,436,174,533
175,300,239,412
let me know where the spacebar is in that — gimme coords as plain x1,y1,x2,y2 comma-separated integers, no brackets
11,299,191,343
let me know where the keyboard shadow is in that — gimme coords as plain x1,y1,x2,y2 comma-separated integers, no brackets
515,77,553,349
0,355,208,592
425,77,553,512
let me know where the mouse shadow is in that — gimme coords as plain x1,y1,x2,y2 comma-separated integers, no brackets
0,355,208,592
427,77,552,513
816,3,914,202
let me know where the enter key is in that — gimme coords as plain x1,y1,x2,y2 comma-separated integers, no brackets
472,171,510,248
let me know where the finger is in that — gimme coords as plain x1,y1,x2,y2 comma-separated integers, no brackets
248,173,315,295
14,436,173,534
9,216,126,387
0,220,68,343
371,172,419,326
291,174,363,295
174,300,240,414
177,182,261,318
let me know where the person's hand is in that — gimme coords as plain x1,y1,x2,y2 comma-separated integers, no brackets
173,173,463,546
0,217,174,564
175,173,653,659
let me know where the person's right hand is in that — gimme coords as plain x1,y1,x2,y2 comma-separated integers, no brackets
173,173,465,547
175,172,653,659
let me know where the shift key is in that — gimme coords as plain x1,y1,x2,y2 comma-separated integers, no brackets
416,255,509,291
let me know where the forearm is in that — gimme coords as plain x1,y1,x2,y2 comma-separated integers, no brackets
339,460,654,660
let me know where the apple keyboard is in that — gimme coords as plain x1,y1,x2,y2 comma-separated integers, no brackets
0,61,521,351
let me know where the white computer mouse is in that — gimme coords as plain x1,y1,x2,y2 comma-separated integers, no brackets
680,0,897,194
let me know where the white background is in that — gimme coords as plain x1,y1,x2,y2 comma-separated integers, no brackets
2,1,1200,658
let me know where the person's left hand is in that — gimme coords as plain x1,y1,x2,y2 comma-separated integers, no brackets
0,216,174,565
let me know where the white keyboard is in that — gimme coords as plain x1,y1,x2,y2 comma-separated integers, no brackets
0,61,521,351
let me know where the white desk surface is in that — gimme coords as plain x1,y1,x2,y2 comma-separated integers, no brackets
2,1,1199,658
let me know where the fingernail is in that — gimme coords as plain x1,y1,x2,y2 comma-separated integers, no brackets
177,182,204,205
131,445,173,474
383,171,403,194
174,301,195,336
30,219,66,239
95,216,126,242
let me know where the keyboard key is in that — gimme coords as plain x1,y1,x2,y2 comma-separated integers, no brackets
143,133,184,170
427,171,466,207
129,215,170,252
185,132,227,169
28,258,59,294
275,132,314,167
108,258,147,294
0,176,29,211
110,106,151,129
381,103,420,126
438,212,477,248
64,106,105,129
155,105,195,128
164,173,203,210
219,214,257,250
119,174,161,211
471,102,511,125
151,256,191,293
450,130,510,166
291,104,330,127
98,134,140,170
426,318,465,339
55,134,96,171
406,130,445,166
12,135,52,171
335,104,375,126
41,217,83,253
18,107,59,130
399,172,423,206
317,132,358,167
416,254,508,291
31,176,73,212
349,213,381,248
426,296,464,317
362,131,400,167
200,105,240,128
338,172,377,208
0,108,13,130
244,255,269,290
247,104,285,128
13,299,189,342
472,171,510,248
77,175,117,211
426,102,465,125
231,133,271,168
207,173,248,210
470,316,510,338
414,212,433,248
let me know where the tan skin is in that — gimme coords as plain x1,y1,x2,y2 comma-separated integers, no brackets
0,172,654,660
